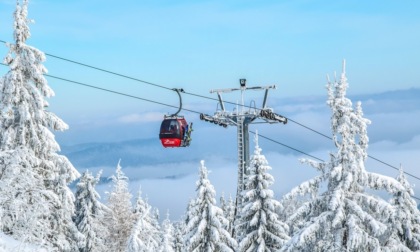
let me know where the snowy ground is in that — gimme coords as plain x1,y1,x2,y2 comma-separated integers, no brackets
0,233,49,252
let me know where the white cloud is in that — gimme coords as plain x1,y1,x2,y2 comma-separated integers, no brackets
84,140,420,222
118,112,162,124
70,88,420,221
364,99,376,106
93,157,238,221
88,151,321,221
366,148,420,195
281,103,326,114
369,135,420,151
368,110,420,144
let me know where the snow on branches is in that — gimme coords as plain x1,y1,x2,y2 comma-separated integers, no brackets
237,132,290,251
184,161,237,252
0,1,80,250
281,61,408,252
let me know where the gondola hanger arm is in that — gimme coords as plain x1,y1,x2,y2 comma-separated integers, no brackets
170,88,184,117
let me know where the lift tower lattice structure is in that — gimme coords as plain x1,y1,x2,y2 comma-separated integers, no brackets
200,79,287,235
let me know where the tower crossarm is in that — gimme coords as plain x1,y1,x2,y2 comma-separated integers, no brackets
210,85,276,94
210,87,242,94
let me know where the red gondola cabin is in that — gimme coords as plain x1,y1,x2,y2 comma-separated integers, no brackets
159,117,190,148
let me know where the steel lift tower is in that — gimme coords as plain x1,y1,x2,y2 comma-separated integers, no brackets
200,79,287,235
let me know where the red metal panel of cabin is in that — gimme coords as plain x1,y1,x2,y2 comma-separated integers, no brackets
160,138,182,148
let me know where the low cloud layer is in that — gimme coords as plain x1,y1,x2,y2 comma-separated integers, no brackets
64,88,420,220
118,112,163,124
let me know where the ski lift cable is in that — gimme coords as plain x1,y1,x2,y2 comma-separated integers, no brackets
42,75,331,167
36,50,415,168
40,76,334,164
18,44,410,176
39,54,420,181
46,73,202,115
47,53,175,92
249,130,324,162
0,40,389,146
249,130,420,191
37,73,420,182
283,119,420,180
250,129,420,202
0,39,174,92
0,61,326,165
0,38,326,128
1,62,420,201
0,42,416,182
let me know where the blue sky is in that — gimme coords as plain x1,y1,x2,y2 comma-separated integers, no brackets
1,0,420,219
1,0,419,104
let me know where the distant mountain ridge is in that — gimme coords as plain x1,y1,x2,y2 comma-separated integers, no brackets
60,87,420,170
61,138,197,168
275,87,420,114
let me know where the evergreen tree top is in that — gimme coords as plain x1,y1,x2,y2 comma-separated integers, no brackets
0,1,81,250
282,62,406,252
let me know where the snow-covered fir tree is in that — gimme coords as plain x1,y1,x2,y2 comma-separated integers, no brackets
130,189,161,251
74,170,107,252
220,193,228,217
126,215,147,252
281,61,406,252
277,193,309,232
0,0,81,250
159,212,175,252
184,160,237,252
220,193,236,236
151,207,162,248
105,161,134,252
182,199,197,248
389,166,420,251
173,221,186,252
183,199,197,229
236,132,290,251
